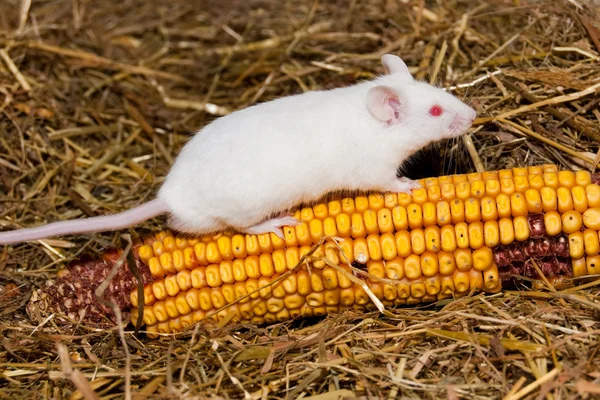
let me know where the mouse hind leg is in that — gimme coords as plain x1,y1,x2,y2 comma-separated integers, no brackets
239,212,301,239
167,214,227,236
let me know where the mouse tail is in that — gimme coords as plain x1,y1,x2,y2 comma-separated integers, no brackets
0,198,169,245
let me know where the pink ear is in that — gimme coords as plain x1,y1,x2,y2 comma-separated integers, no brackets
367,85,401,122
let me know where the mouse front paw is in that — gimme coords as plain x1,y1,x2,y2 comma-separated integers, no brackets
242,213,301,239
384,177,422,194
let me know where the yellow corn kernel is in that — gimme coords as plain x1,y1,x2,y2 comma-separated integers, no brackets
529,172,544,189
408,281,426,299
377,208,393,233
436,201,451,226
575,170,591,186
138,245,154,264
386,258,405,280
424,226,441,252
513,216,530,242
341,198,356,214
455,223,469,249
465,198,481,223
422,202,437,227
309,218,325,242
439,276,455,298
152,240,166,257
380,232,397,260
143,307,158,327
569,232,584,259
469,222,484,249
557,187,574,213
583,229,599,256
510,193,528,217
367,234,382,261
500,177,515,195
351,213,367,238
353,238,369,264
544,171,559,188
524,189,542,213
152,281,167,301
499,218,515,245
272,249,288,274
397,192,412,207
164,297,179,318
183,247,198,270
482,171,498,181
481,197,498,221
404,254,422,280
190,267,207,289
558,170,576,188
496,194,511,218
540,187,558,212
338,239,353,263
562,210,583,234
421,252,439,277
363,210,379,235
485,179,501,197
583,207,600,230
484,220,500,248
469,269,484,291
397,282,410,299
205,264,223,287
410,229,426,255
324,243,340,265
438,251,456,275
391,206,409,231
453,270,471,292
571,186,588,213
328,200,342,216
159,253,175,275
185,288,201,310
152,301,168,322
454,249,473,272
440,225,457,252
322,267,339,290
411,187,428,205
354,196,369,213
470,180,485,198
543,211,562,236
175,292,192,316
472,247,493,272
572,257,587,277
586,185,600,207
512,167,527,176
441,183,457,200
586,256,600,275
450,199,465,224
456,181,471,199
514,175,529,192
407,204,423,229
165,275,180,297
245,235,261,256
427,184,442,202
148,257,164,279
258,234,275,254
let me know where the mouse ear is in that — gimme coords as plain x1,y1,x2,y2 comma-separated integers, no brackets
381,54,411,76
366,85,401,123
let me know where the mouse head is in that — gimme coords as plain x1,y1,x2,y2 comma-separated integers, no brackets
367,54,476,147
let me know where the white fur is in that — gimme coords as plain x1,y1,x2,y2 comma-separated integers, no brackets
0,54,476,244
159,54,476,234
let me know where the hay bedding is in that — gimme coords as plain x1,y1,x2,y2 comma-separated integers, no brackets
0,0,599,398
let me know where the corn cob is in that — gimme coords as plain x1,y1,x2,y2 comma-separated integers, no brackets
26,164,600,337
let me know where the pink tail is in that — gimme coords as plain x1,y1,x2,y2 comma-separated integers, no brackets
0,198,168,245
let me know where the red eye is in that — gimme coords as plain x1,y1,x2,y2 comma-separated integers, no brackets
430,105,442,117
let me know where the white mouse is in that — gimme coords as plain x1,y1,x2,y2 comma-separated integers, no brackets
0,54,476,245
